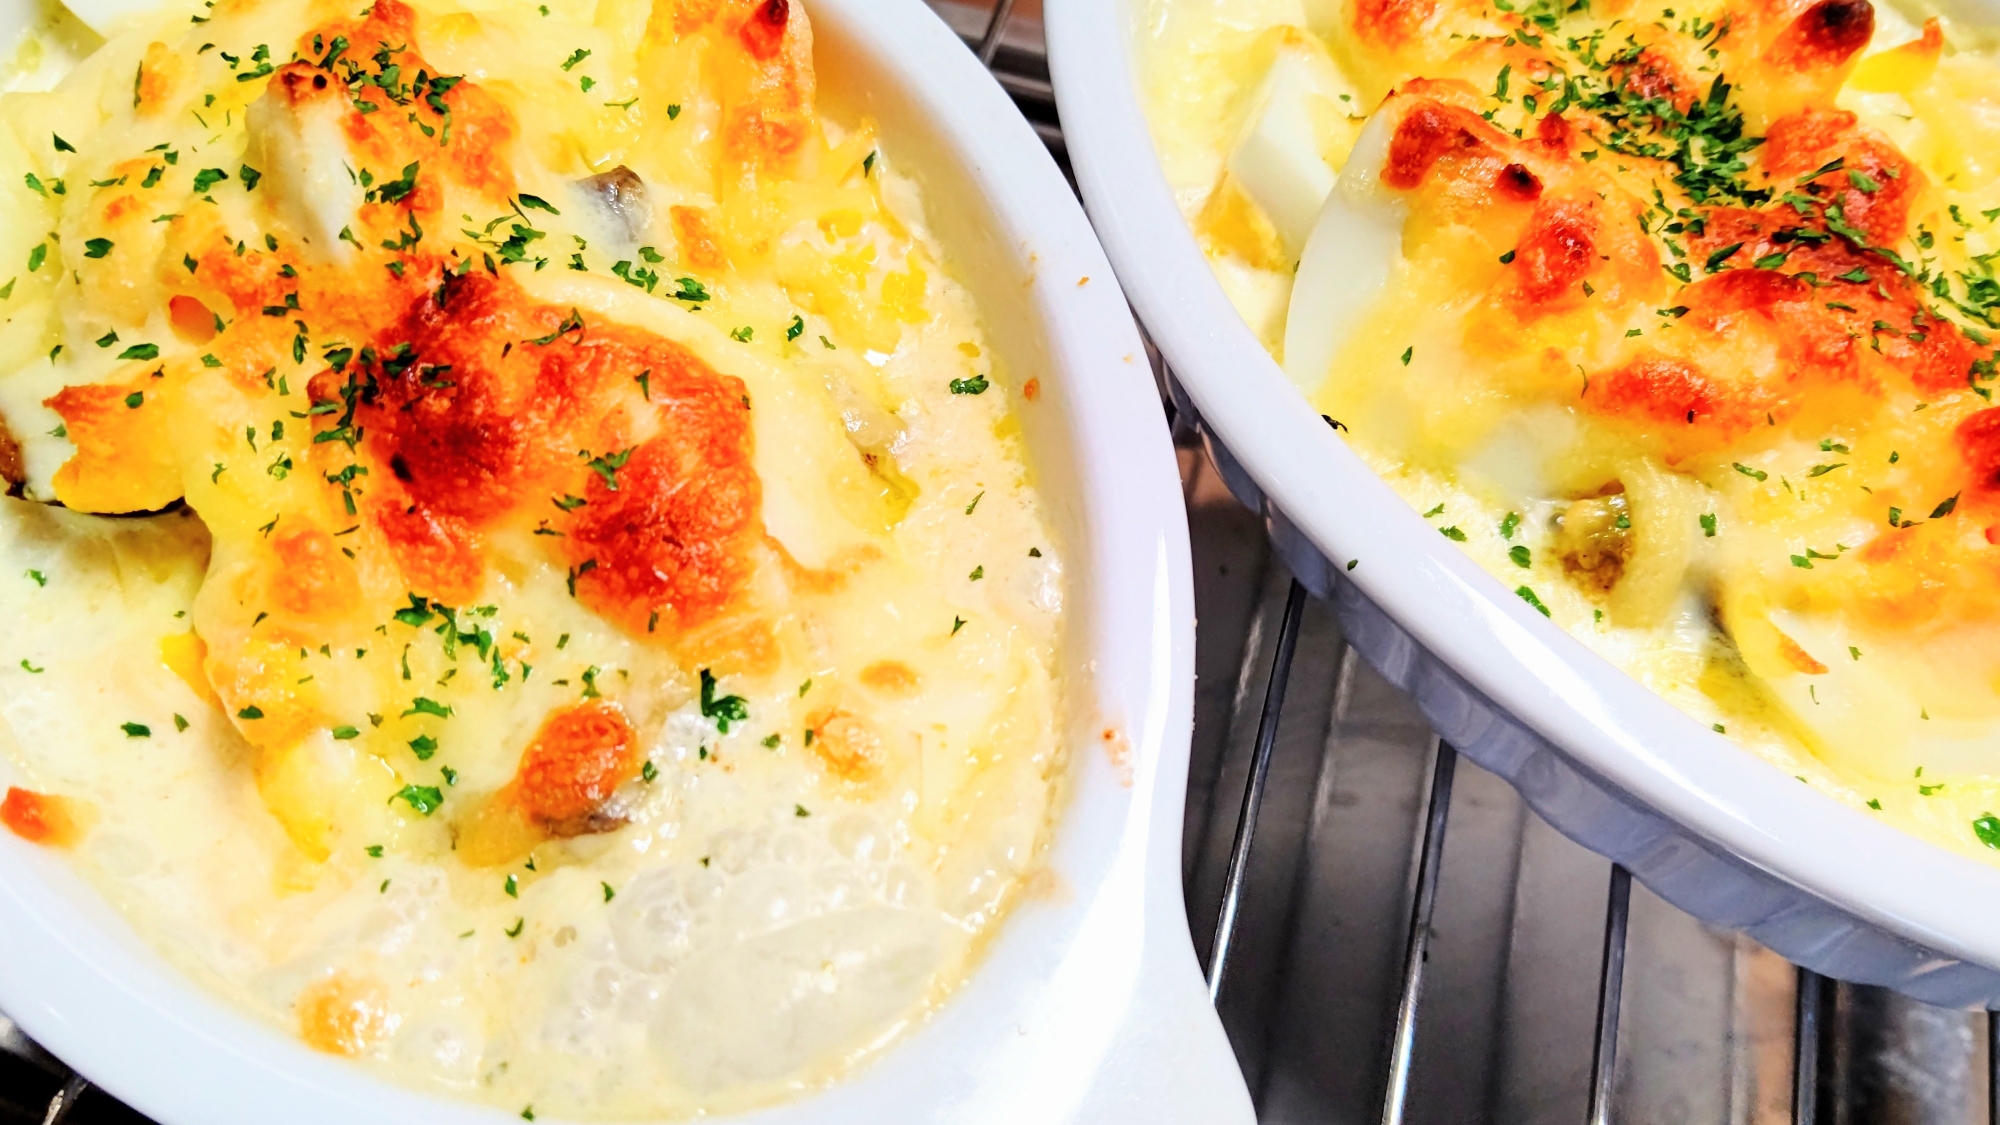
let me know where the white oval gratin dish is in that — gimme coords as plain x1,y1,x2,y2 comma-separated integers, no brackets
1050,0,2000,1008
0,0,1256,1120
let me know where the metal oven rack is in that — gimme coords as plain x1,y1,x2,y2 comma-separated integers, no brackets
4,3,1997,1121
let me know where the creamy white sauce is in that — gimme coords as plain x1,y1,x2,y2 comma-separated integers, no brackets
0,0,1069,1116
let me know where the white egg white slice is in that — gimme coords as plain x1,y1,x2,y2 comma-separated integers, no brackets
1759,608,2000,780
1283,104,1408,395
1225,34,1355,257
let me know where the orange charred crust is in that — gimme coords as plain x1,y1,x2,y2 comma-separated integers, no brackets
0,788,84,848
563,398,762,636
1382,98,1508,191
703,0,817,181
1958,409,2000,503
1354,0,1437,48
514,701,639,834
1762,109,1919,247
738,0,791,58
314,270,761,635
337,274,571,527
1502,194,1598,311
372,500,485,605
1680,208,1982,399
1766,0,1875,70
1585,355,1771,437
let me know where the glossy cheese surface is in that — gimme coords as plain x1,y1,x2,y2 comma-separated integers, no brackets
1141,0,2000,862
0,0,1066,1116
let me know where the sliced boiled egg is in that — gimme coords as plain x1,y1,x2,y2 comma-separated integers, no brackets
1733,599,2000,781
1224,31,1359,257
1283,104,1408,395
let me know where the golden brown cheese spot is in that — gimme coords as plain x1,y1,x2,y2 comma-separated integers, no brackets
698,0,817,182
269,524,362,618
1766,0,1875,71
807,708,884,783
372,502,484,605
135,42,187,117
314,270,762,632
167,295,220,345
1831,521,2000,632
183,234,316,324
860,659,920,696
1382,98,1506,191
1610,47,1698,110
677,613,782,677
1501,195,1598,311
208,630,322,751
1959,409,2000,504
515,701,639,835
672,205,729,271
0,788,84,848
273,0,519,204
296,973,395,1057
45,378,184,514
1584,355,1771,455
1354,0,1438,49
1761,109,1918,247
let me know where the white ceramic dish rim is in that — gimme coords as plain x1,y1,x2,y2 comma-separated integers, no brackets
1048,0,2000,996
0,0,1255,1121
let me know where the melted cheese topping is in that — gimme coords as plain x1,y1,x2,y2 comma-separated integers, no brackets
1141,0,2000,861
0,0,1066,1116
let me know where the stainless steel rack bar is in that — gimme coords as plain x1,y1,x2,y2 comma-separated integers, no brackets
1587,865,1632,1125
1380,741,1458,1125
1207,580,1308,1003
7,4,1997,1122
1797,969,1825,1125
